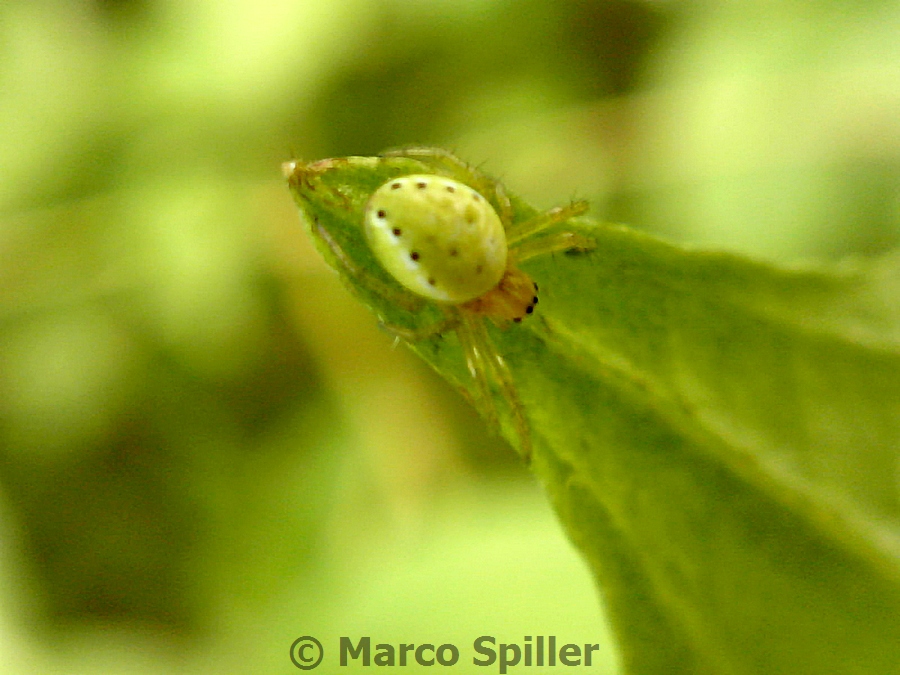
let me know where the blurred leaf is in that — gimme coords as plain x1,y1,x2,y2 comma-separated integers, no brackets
286,150,900,675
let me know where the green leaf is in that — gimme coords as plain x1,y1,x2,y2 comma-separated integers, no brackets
285,152,900,675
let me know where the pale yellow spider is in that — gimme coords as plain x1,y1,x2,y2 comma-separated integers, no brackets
284,147,593,460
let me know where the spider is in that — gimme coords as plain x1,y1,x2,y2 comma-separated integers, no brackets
283,147,593,461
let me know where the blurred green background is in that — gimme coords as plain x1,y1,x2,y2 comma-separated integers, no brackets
1,1,897,673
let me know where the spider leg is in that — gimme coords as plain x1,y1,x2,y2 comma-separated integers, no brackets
379,313,459,342
381,146,514,226
459,311,533,462
510,230,596,264
283,159,353,211
313,219,423,312
506,200,590,245
382,146,482,180
491,179,515,229
456,311,500,432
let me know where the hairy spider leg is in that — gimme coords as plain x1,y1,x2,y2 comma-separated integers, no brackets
381,147,514,227
377,313,460,342
313,219,423,313
506,201,591,245
455,309,500,428
458,310,533,461
511,231,597,264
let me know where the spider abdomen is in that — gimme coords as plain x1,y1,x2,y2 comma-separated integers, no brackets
364,175,507,303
